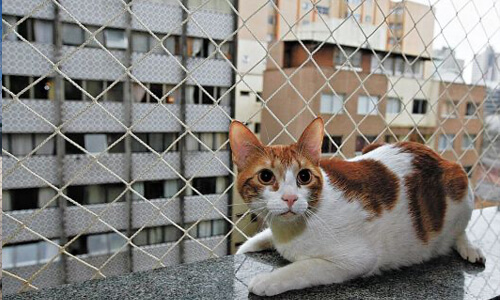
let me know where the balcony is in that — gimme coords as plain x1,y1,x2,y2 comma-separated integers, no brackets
3,155,59,189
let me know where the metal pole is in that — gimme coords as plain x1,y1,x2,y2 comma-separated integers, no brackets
178,0,189,264
53,1,68,284
123,0,134,273
227,0,239,255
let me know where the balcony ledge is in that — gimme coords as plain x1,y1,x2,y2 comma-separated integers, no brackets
5,208,499,300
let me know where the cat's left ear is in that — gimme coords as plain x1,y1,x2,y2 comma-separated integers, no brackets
297,117,324,164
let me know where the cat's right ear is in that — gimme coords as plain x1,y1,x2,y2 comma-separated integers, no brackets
229,121,263,170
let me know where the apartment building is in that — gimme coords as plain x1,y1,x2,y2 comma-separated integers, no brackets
260,2,484,177
2,0,235,294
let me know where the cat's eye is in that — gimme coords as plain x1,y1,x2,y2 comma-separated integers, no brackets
297,169,312,185
258,169,275,184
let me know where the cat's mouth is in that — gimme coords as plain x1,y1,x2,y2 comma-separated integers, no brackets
280,211,296,218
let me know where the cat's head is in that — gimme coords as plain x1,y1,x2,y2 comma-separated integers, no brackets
229,118,324,221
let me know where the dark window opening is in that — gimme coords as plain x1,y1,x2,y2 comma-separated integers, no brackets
192,177,217,195
64,80,83,101
412,99,428,114
322,136,342,154
144,181,164,199
65,134,85,154
11,188,38,210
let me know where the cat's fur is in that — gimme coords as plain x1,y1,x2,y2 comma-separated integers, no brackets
229,117,485,296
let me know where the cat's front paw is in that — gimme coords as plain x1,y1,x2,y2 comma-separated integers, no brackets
248,272,293,296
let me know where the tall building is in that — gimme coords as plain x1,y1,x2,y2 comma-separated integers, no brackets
260,0,484,179
2,0,236,294
471,46,500,116
432,47,465,83
472,45,499,85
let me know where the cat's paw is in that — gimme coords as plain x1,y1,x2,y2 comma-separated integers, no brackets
456,238,486,265
457,243,486,265
248,273,293,296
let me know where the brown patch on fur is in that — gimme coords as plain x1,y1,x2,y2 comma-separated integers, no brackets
320,158,400,218
362,143,385,154
397,142,468,243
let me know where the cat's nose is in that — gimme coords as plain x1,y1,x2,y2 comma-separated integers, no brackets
282,194,298,209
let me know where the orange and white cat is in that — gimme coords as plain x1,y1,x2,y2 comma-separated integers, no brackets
230,117,485,296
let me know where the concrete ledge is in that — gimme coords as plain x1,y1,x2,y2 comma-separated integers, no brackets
5,208,499,300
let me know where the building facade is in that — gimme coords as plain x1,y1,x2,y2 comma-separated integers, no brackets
2,0,235,294
260,1,485,182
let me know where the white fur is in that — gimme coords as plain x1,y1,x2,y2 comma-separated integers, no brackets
237,144,486,296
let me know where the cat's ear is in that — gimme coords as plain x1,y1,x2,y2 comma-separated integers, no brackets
229,121,263,170
297,117,324,164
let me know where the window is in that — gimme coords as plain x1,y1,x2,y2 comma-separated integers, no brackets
386,97,401,114
255,123,261,134
465,102,477,117
187,85,227,105
132,225,182,246
438,134,455,151
67,183,126,205
394,57,405,76
85,26,105,48
321,136,342,154
84,134,108,153
33,77,55,100
185,219,228,239
320,93,344,114
7,75,31,98
34,20,54,44
214,133,229,150
6,188,37,211
165,180,179,198
240,91,250,96
62,23,84,46
3,134,56,156
462,134,476,150
216,177,228,194
199,133,214,150
132,32,149,52
1,17,54,43
104,29,127,49
132,83,179,103
69,232,126,256
335,48,361,69
3,240,59,268
412,99,428,114
131,133,178,152
382,56,394,75
192,177,217,195
106,81,124,102
355,135,376,155
144,181,164,199
357,96,379,115
442,101,457,118
64,79,83,100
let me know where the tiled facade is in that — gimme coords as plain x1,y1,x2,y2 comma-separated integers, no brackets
2,0,235,295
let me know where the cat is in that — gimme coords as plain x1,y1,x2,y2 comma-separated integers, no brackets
229,117,485,296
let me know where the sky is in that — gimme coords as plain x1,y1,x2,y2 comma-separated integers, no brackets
414,0,500,82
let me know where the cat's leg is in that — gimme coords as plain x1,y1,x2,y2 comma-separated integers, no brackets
248,256,376,296
236,228,273,254
454,231,486,264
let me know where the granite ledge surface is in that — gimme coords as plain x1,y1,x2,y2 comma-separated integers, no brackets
5,251,499,300
5,208,500,300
